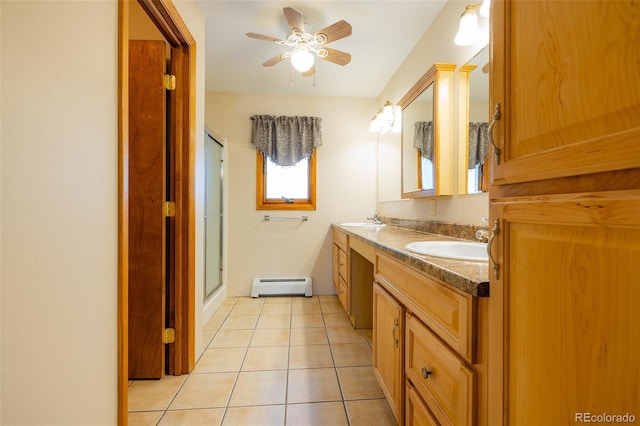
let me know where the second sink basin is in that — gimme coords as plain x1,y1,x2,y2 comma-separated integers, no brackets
405,241,488,262
341,222,387,228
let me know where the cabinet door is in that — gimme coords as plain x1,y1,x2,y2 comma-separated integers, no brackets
488,191,640,425
373,283,404,424
332,244,340,292
490,0,640,185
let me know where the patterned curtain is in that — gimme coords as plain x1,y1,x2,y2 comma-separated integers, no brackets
468,122,489,169
413,121,433,160
250,115,323,167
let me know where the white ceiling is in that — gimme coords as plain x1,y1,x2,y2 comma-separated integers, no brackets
197,1,448,98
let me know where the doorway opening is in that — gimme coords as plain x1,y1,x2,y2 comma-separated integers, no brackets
118,0,196,423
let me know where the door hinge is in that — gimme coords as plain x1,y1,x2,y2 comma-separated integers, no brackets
164,74,176,90
163,328,176,344
164,201,176,217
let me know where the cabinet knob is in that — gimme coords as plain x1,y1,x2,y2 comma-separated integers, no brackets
421,367,432,379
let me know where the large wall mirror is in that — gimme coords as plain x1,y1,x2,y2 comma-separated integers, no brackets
400,63,455,198
457,45,489,194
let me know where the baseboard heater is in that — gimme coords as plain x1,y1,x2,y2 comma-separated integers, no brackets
251,277,312,298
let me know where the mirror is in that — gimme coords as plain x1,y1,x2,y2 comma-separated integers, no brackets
400,64,455,198
458,45,489,194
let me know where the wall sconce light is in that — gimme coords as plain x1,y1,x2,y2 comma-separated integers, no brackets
454,0,490,46
369,100,402,134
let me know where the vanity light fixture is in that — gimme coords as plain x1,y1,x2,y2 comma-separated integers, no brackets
369,100,401,134
454,0,490,46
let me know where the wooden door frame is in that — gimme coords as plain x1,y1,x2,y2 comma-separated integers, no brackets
118,0,196,423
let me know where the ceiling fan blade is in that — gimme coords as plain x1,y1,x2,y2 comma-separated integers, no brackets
262,55,286,67
302,65,316,77
315,20,352,44
246,32,283,43
283,7,305,33
320,47,351,66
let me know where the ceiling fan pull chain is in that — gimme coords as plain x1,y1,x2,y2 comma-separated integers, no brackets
289,69,294,87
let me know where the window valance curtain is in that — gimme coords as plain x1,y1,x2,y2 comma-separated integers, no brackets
250,115,323,167
413,121,433,160
468,122,489,169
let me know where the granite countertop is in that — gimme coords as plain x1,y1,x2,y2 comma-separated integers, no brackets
332,224,490,297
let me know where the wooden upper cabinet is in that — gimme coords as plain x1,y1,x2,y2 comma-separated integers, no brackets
490,0,640,185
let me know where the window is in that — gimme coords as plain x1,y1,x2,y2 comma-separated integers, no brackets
256,151,316,210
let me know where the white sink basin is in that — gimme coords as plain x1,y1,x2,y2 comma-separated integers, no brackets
405,241,488,262
340,222,387,228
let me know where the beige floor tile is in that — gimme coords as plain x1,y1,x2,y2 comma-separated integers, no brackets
290,328,328,346
337,366,384,400
323,312,352,327
229,303,263,316
319,295,340,303
128,375,187,412
291,313,325,328
235,297,265,305
194,347,246,373
264,296,293,304
208,329,253,348
204,313,227,331
292,295,320,304
292,303,322,314
169,372,236,410
128,411,164,426
159,408,225,426
256,313,291,329
229,370,287,406
222,405,285,426
345,399,397,426
320,301,347,314
286,401,349,426
202,328,216,348
250,328,290,347
287,368,342,404
220,314,258,330
242,346,289,371
262,303,293,314
330,342,373,367
223,298,238,305
289,345,334,369
326,326,367,344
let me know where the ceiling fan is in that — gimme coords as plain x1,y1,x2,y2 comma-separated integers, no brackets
246,6,352,76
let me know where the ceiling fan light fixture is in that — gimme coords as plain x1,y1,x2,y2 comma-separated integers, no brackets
290,49,315,72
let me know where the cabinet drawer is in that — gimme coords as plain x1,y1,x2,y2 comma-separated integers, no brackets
406,314,474,426
338,249,348,281
333,229,348,252
406,381,439,426
375,253,475,361
337,276,348,313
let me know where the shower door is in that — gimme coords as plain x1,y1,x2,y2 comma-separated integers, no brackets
205,133,223,300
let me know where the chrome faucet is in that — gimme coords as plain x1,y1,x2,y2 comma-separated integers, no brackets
367,212,383,224
476,217,489,241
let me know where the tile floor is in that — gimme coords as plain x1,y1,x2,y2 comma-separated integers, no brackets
128,295,397,426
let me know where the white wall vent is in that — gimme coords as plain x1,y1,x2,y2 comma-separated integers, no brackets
251,277,312,298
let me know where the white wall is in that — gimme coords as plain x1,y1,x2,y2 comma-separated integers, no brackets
205,92,378,297
0,0,205,423
377,0,490,224
1,1,118,423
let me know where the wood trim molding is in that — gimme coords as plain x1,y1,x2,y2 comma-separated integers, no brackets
255,151,317,210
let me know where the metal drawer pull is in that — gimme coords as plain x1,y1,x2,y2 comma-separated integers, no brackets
421,367,432,379
392,318,399,348
487,219,500,280
488,103,502,164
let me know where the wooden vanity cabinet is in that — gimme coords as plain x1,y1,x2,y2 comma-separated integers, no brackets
374,252,481,426
488,1,640,424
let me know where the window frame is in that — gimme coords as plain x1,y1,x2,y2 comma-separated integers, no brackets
255,150,317,210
